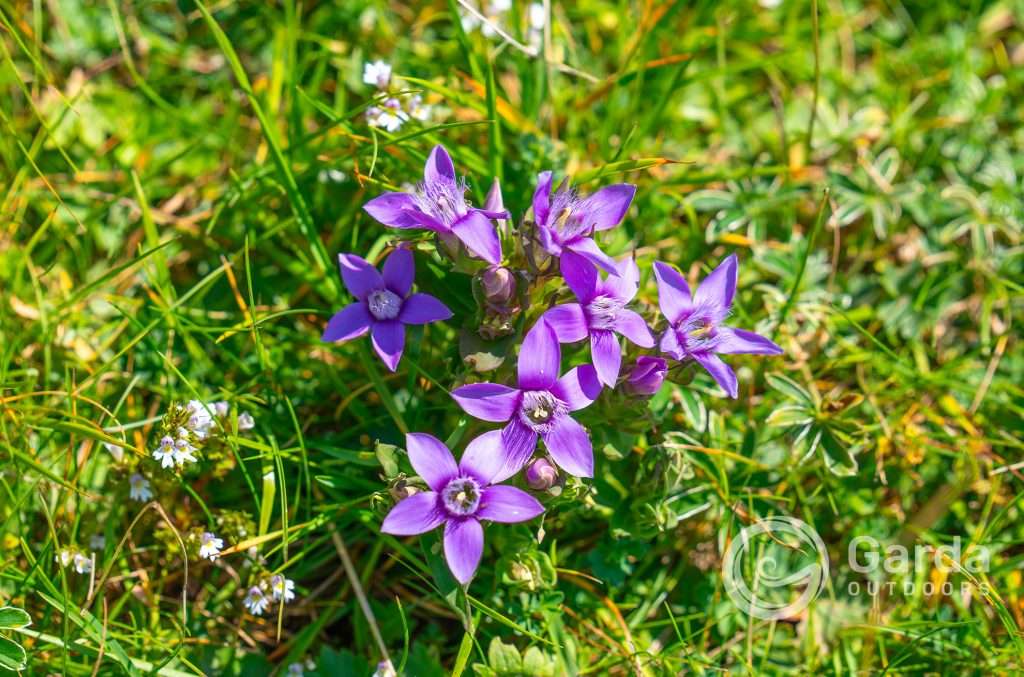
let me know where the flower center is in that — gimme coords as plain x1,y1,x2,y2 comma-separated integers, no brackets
677,314,720,354
367,289,402,320
585,295,624,330
518,390,565,433
441,476,481,516
547,189,588,242
415,177,469,227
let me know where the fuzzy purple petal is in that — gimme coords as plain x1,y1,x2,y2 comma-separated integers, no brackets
659,327,684,360
715,327,784,355
398,293,452,325
403,208,450,233
614,309,655,348
501,419,539,466
584,184,636,232
518,320,560,390
451,383,520,422
599,257,640,302
653,261,693,325
382,247,415,296
532,171,553,225
444,518,483,585
381,492,444,535
451,211,502,264
363,193,423,229
694,352,738,398
566,237,618,275
371,320,405,371
537,224,562,257
550,364,602,411
459,429,517,485
406,432,458,491
338,253,383,300
590,330,622,387
543,415,593,478
542,304,589,343
559,251,598,302
424,145,456,185
322,303,372,343
694,254,738,314
477,486,544,523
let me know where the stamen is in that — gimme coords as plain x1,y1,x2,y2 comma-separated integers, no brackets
367,289,402,320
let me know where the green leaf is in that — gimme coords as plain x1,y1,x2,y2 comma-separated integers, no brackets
0,607,31,630
0,636,27,671
488,637,522,673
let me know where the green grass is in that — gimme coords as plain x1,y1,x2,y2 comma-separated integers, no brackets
2,0,1023,674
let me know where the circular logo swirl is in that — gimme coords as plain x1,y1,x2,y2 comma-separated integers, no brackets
722,516,829,620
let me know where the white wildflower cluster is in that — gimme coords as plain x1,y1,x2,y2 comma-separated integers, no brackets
199,531,224,560
362,60,432,132
55,547,92,575
243,573,297,616
152,399,255,471
461,1,547,48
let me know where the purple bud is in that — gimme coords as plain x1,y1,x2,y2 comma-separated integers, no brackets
484,177,504,214
480,265,516,307
525,457,559,491
625,356,668,396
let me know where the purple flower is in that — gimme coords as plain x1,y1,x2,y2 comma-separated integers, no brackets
322,247,452,371
363,145,507,264
451,321,602,477
532,171,635,275
380,432,544,584
541,256,654,387
654,255,783,398
624,356,668,396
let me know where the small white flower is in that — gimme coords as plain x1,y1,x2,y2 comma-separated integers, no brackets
89,534,105,551
129,473,153,502
172,438,198,466
270,574,296,603
187,400,214,438
528,2,546,29
408,94,432,122
370,110,405,132
73,552,92,574
287,664,304,677
199,532,224,560
238,412,255,430
488,0,512,13
363,60,392,89
243,586,269,615
317,169,347,184
56,548,73,568
153,436,176,468
212,400,230,417
103,441,124,462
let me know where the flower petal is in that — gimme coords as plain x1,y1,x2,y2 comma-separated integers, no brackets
424,145,456,185
659,327,684,360
406,433,458,491
363,192,423,229
322,303,372,343
559,251,598,301
371,320,405,371
550,364,602,411
599,257,640,302
542,304,589,343
477,486,544,523
716,327,784,355
518,320,560,390
532,171,553,225
584,184,636,231
459,430,508,484
590,330,622,388
382,247,414,296
543,415,593,477
381,492,444,535
444,518,484,585
403,208,449,233
614,309,654,348
451,211,502,264
653,261,693,324
451,383,520,422
694,254,738,313
694,352,738,398
399,293,452,325
500,419,538,467
566,237,618,275
338,253,383,300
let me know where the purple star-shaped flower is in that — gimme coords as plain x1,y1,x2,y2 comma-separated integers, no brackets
363,145,507,264
654,254,783,398
381,432,544,584
541,256,654,387
322,247,451,371
532,171,635,275
451,321,602,478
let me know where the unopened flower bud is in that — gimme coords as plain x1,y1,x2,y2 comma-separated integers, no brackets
484,177,504,215
525,457,559,491
480,266,516,307
625,356,668,396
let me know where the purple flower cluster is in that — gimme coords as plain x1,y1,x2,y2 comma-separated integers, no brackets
320,144,783,584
